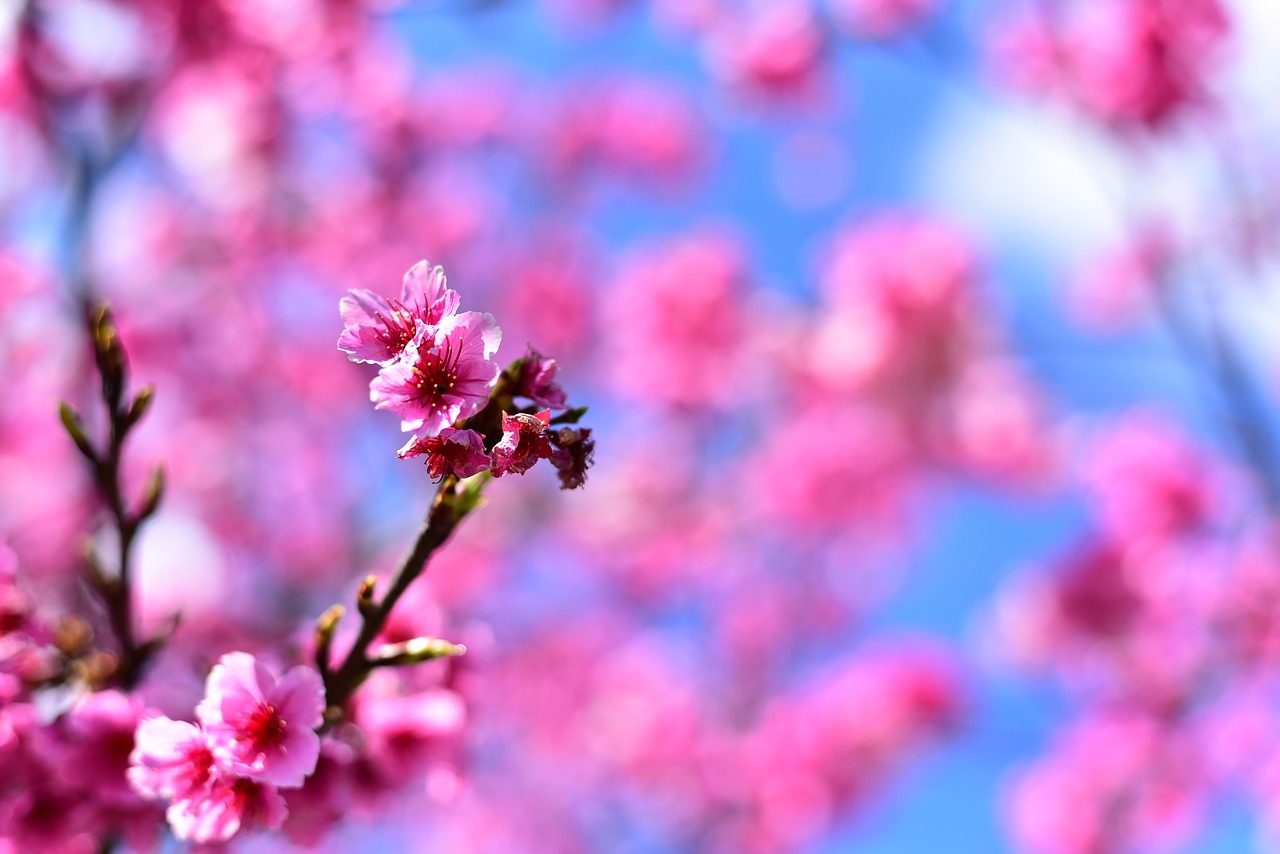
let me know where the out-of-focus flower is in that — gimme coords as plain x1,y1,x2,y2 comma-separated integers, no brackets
51,690,149,806
491,411,553,478
989,0,1231,129
1086,413,1216,546
370,311,503,436
129,714,289,844
279,740,356,847
812,216,977,400
149,60,284,207
829,0,935,40
516,347,568,410
351,679,467,785
941,361,1056,483
541,78,701,187
166,774,288,844
1006,710,1207,854
602,229,750,410
705,2,826,100
339,261,460,365
129,717,217,805
195,652,325,788
398,427,491,481
749,403,910,533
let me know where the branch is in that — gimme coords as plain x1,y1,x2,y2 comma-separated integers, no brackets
319,474,485,711
60,307,167,688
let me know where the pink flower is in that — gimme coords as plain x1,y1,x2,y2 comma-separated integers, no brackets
830,0,935,40
53,690,150,806
338,261,461,365
491,410,553,478
1063,0,1229,128
351,673,468,787
195,653,325,788
813,216,976,397
706,3,826,100
166,775,287,844
1006,711,1206,854
280,741,355,847
128,717,218,804
128,714,290,844
1087,413,1215,545
398,428,491,480
370,311,503,436
602,230,750,409
517,347,569,410
992,0,1231,129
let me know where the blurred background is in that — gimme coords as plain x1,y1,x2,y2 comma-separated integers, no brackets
4,0,1280,851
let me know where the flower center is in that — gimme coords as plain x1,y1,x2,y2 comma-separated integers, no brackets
243,703,285,749
375,302,418,354
411,336,461,400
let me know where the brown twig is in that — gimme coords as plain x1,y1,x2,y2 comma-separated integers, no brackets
60,309,167,689
319,475,477,711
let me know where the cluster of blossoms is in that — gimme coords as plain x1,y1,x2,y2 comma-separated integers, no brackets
341,261,593,487
128,653,324,844
989,415,1259,853
973,1,1280,849
992,0,1230,129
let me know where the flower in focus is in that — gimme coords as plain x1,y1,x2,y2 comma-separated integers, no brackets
398,427,491,481
195,652,325,788
338,261,461,365
370,311,503,436
491,410,553,478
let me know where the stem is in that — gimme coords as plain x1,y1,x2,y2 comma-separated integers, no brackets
95,408,143,687
323,476,466,709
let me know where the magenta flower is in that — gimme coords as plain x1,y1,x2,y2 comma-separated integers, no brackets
370,311,503,436
195,652,325,789
166,775,287,844
491,410,553,478
129,713,291,844
338,260,461,365
398,427,491,480
53,689,150,806
129,717,218,804
517,347,569,410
